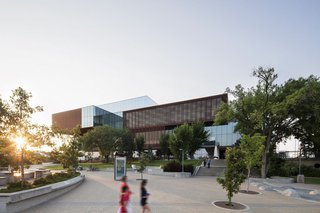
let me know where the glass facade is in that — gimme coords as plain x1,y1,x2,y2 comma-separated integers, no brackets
98,96,157,117
82,105,120,128
94,113,123,129
205,122,241,147
81,106,95,128
81,96,157,129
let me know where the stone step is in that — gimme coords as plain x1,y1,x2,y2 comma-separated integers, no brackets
196,166,225,176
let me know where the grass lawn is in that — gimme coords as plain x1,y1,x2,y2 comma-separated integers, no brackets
305,177,320,185
44,159,202,170
128,159,202,168
44,163,114,170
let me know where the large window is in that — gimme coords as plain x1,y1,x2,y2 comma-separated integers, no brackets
205,122,240,147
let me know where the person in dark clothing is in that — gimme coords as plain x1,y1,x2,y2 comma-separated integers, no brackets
207,158,211,168
140,179,151,213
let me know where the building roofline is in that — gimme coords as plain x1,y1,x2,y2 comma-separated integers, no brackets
97,95,157,107
52,107,82,116
123,93,228,113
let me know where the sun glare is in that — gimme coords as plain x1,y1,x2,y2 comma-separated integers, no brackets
14,136,26,149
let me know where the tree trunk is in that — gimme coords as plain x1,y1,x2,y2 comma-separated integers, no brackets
228,195,232,206
261,151,267,179
261,135,271,178
21,149,25,187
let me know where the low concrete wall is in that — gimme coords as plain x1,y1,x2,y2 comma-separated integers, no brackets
146,168,191,178
0,177,7,186
0,175,85,213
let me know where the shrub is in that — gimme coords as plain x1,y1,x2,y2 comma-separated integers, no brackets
33,172,80,186
7,181,32,190
301,165,320,177
268,161,320,177
163,161,181,172
33,178,48,186
184,164,194,173
162,161,194,173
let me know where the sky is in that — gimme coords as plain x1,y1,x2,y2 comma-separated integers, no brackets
1,0,320,132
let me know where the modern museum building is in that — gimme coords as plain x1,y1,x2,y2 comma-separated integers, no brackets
52,93,240,158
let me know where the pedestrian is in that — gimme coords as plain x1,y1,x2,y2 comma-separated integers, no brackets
118,185,129,213
140,179,151,213
120,176,132,213
207,158,211,168
203,158,207,167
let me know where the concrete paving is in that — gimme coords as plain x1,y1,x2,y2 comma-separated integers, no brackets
24,171,320,213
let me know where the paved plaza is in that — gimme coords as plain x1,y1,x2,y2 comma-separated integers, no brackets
24,171,320,213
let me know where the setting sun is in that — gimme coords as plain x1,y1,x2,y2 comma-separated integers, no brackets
14,136,26,149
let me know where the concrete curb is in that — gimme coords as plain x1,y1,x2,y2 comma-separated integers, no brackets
0,174,85,213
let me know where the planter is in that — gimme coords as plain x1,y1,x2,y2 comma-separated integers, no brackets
0,177,7,186
0,175,85,213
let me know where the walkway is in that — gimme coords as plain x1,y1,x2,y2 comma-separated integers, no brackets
24,171,320,213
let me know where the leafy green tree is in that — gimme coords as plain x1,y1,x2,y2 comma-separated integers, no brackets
57,127,83,169
0,137,18,169
80,125,117,161
278,76,320,158
116,128,135,158
215,68,289,178
160,133,170,160
137,152,150,180
169,124,193,163
190,122,209,159
135,135,145,157
0,97,9,136
0,87,53,184
240,134,265,192
217,147,246,206
49,148,61,163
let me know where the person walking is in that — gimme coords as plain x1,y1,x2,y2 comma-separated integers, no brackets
118,185,129,213
119,176,132,213
207,158,211,168
140,179,151,213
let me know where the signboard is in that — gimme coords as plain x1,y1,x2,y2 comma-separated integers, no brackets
114,156,126,181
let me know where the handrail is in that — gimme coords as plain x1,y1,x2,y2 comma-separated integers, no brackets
192,165,201,176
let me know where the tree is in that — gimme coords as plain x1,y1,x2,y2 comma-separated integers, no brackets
0,96,9,136
278,76,320,158
190,122,209,159
169,124,193,163
80,125,117,161
137,152,150,180
217,147,246,206
135,135,145,158
215,68,289,178
0,87,52,184
240,134,265,192
57,127,83,170
160,133,170,160
116,128,135,159
0,137,18,169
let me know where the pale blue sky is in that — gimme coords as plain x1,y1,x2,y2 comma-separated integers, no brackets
0,0,319,126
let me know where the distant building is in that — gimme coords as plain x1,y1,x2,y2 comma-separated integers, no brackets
52,94,240,158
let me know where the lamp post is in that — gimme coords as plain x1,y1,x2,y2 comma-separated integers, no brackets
297,144,305,183
179,148,184,173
